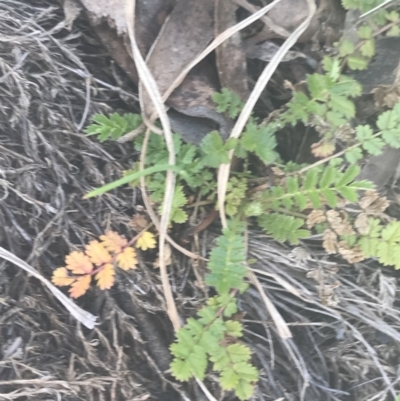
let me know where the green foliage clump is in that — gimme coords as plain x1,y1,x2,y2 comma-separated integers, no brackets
344,103,400,163
359,218,400,269
280,56,361,136
339,1,400,70
170,221,258,400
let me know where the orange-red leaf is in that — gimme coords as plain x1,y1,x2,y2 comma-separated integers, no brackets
116,247,137,270
95,263,115,290
69,275,91,298
136,231,156,251
100,231,128,253
52,267,76,287
85,240,112,266
65,251,93,274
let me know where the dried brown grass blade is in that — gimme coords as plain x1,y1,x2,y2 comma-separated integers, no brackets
247,269,292,339
160,0,284,107
125,0,180,331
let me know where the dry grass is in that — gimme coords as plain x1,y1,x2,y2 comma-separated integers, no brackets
0,1,400,401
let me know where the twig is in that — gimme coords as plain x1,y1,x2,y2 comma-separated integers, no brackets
233,0,290,38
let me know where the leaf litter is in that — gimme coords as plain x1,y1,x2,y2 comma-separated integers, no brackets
1,0,400,401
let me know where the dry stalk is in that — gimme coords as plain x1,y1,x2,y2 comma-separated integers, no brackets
125,0,180,331
217,0,317,227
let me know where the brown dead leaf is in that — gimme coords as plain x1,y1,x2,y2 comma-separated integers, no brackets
373,84,400,108
245,0,344,45
153,243,172,269
306,267,340,306
306,268,324,282
326,210,354,235
323,229,338,254
100,231,128,253
359,190,390,215
311,141,336,158
95,263,115,290
355,212,370,235
52,267,76,287
65,251,93,275
359,190,379,209
306,210,326,229
130,214,149,231
85,240,112,266
141,0,213,120
215,0,248,101
271,166,285,176
69,275,92,298
319,282,340,307
307,266,339,281
116,247,138,271
141,0,232,142
338,242,365,264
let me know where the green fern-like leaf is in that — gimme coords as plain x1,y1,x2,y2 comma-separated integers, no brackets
212,88,244,118
347,55,369,70
356,125,385,155
322,56,340,81
157,185,188,224
205,221,247,294
170,293,257,399
260,165,374,212
241,123,278,164
170,314,221,381
280,70,360,131
200,131,236,167
377,107,400,148
283,92,311,125
358,218,400,269
258,213,309,245
225,177,248,216
135,131,182,165
85,113,142,142
211,343,258,400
